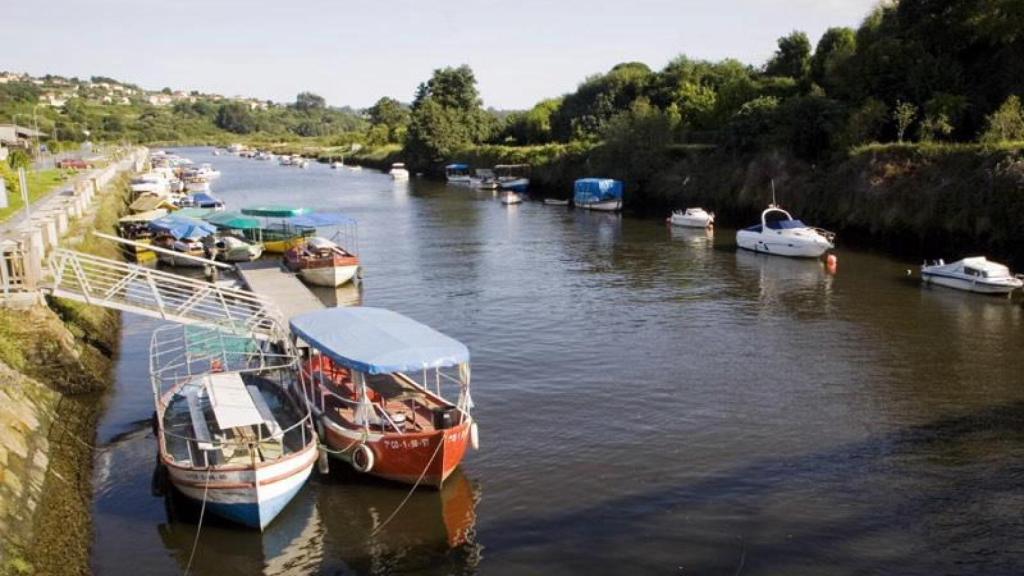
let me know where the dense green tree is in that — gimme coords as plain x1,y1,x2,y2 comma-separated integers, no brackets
502,98,561,144
765,31,812,79
405,65,493,169
551,62,654,141
981,95,1024,143
294,92,326,111
367,97,410,143
811,27,856,96
7,149,31,170
842,97,888,147
724,96,781,152
596,98,679,199
215,102,256,134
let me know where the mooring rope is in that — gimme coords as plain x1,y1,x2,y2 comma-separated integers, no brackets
369,435,445,537
318,429,367,455
184,466,212,576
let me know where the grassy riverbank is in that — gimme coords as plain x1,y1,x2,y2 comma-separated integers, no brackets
0,175,129,576
0,168,76,223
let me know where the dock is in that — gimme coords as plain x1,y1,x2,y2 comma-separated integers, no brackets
236,260,324,320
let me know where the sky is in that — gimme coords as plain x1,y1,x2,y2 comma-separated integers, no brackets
3,0,879,110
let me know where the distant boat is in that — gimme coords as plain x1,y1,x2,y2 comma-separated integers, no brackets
669,208,714,228
500,190,523,205
331,161,344,170
470,168,498,190
153,236,208,268
150,326,318,530
445,163,473,184
736,205,834,258
389,163,409,180
574,178,623,211
495,164,530,192
921,257,1023,294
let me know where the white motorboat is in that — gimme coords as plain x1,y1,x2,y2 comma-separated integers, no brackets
389,163,410,180
197,163,221,179
736,205,834,258
331,161,344,170
669,207,715,228
500,191,523,205
212,236,264,263
921,257,1023,294
495,164,530,192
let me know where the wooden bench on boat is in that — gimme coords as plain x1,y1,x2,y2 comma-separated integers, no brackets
246,384,282,438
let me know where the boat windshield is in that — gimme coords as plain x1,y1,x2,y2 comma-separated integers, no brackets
765,219,807,230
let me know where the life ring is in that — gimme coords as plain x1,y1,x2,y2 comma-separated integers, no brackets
352,443,375,473
470,422,480,450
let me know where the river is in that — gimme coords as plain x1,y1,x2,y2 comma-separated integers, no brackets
90,147,1024,575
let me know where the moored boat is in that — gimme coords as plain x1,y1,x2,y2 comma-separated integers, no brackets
736,205,834,258
574,178,623,211
669,207,715,228
500,190,523,205
290,307,478,487
495,164,530,192
921,257,1023,294
389,163,410,180
148,214,218,267
211,235,264,263
284,237,360,287
445,164,473,184
150,325,318,530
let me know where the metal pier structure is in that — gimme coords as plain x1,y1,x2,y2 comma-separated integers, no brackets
46,248,285,339
236,260,324,320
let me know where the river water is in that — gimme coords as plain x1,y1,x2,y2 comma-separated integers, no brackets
90,147,1024,575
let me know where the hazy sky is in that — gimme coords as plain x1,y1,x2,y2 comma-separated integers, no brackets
4,0,879,110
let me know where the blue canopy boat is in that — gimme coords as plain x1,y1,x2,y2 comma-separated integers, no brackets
445,163,472,184
290,307,478,486
573,178,623,212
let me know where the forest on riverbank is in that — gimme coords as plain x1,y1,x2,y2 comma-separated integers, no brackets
3,0,1024,262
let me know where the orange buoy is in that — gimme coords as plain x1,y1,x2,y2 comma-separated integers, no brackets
826,253,838,274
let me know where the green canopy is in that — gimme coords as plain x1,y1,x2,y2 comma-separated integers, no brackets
204,211,262,230
241,205,312,218
175,207,217,220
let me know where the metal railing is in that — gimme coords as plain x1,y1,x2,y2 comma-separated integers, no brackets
47,248,284,339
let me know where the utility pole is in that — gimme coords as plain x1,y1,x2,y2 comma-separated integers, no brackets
18,168,30,221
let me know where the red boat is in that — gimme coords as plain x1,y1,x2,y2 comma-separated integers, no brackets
289,307,478,487
283,237,360,287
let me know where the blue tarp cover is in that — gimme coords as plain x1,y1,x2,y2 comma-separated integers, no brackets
287,212,356,227
574,178,623,204
290,307,469,375
149,215,217,240
446,164,469,170
190,192,223,206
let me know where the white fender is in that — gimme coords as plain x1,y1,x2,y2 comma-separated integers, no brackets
470,422,480,450
352,443,375,473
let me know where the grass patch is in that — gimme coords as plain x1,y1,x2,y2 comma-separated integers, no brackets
0,168,76,223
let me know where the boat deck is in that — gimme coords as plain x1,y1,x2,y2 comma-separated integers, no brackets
319,373,453,434
236,260,324,319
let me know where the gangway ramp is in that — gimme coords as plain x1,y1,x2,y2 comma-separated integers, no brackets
46,248,283,338
236,260,324,320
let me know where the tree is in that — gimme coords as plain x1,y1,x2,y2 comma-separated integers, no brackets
7,149,31,170
842,97,888,147
724,96,781,151
367,97,410,143
405,65,493,169
981,95,1024,143
597,98,679,200
215,102,256,134
811,27,856,96
294,92,326,112
765,31,812,79
161,87,172,95
893,100,918,143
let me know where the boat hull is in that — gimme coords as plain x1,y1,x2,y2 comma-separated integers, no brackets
321,419,472,487
163,445,318,530
670,214,713,228
299,264,359,287
736,231,830,258
157,253,207,268
922,272,1022,294
579,199,622,212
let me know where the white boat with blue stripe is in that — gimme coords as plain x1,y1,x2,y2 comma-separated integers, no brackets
150,325,319,530
921,257,1023,295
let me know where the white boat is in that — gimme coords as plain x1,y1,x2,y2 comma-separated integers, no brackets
389,163,409,180
154,237,208,268
285,237,360,287
543,198,569,206
212,236,264,263
445,164,473,184
921,257,1023,294
197,163,221,179
150,326,318,531
470,169,498,190
297,159,309,169
669,207,715,228
495,164,530,192
736,205,834,258
346,164,362,172
500,191,523,205
331,161,344,170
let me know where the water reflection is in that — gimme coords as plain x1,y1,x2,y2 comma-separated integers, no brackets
668,224,714,247
733,249,835,316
